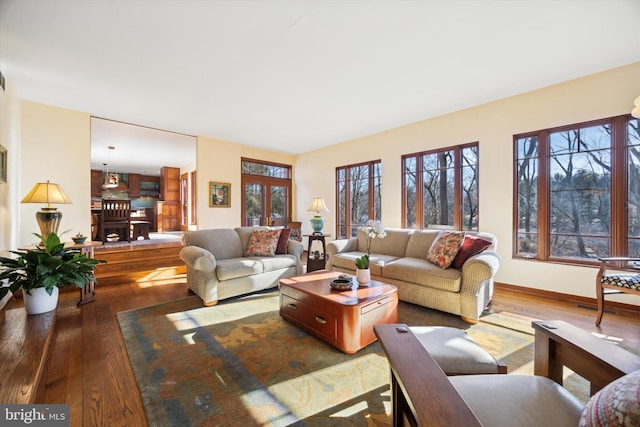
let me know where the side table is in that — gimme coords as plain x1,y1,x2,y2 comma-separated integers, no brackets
304,233,330,272
73,241,103,306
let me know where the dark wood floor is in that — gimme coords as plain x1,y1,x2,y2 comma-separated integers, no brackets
31,263,639,427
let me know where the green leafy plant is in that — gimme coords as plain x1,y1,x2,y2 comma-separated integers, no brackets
355,254,370,269
0,232,106,299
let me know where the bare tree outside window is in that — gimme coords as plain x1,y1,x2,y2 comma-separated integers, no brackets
513,115,639,264
402,142,478,231
336,161,382,238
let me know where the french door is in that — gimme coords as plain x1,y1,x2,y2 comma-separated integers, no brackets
242,176,291,227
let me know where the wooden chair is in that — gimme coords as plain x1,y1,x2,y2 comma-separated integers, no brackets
288,221,302,242
595,257,640,325
374,321,640,426
100,199,132,243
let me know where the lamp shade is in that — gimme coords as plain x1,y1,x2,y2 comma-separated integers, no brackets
21,181,72,206
21,181,72,241
307,197,329,233
632,96,640,119
307,197,329,213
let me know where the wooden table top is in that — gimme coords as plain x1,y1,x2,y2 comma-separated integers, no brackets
279,269,397,306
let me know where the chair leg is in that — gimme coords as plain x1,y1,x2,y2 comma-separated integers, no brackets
595,282,605,326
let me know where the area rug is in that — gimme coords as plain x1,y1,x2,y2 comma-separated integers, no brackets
117,291,582,426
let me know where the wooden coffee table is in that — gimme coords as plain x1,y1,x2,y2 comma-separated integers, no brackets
279,270,398,354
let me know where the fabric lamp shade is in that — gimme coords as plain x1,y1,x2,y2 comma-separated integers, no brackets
307,197,329,233
21,181,72,241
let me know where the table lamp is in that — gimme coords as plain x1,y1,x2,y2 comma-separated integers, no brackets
21,180,72,241
307,197,329,234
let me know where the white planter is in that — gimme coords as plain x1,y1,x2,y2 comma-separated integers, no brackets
23,287,59,315
356,268,371,285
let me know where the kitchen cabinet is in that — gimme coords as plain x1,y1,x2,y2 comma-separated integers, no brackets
91,170,103,197
128,173,141,198
160,166,180,202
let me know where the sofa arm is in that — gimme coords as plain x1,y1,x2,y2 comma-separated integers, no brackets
179,246,217,273
462,250,501,279
326,238,358,269
286,240,305,275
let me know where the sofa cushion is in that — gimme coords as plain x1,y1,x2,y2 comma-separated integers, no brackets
257,254,297,272
383,257,462,292
245,229,282,256
451,235,493,270
331,252,399,276
405,230,440,259
427,231,465,268
183,228,243,260
216,258,264,281
275,228,291,254
359,228,411,258
579,369,640,427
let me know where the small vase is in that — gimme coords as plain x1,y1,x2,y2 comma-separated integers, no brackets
356,268,371,285
23,287,59,315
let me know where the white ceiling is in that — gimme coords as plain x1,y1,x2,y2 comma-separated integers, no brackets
1,0,639,169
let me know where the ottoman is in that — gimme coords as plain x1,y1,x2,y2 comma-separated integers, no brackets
410,326,507,375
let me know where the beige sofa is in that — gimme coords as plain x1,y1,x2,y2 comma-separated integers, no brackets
326,228,501,322
179,227,304,306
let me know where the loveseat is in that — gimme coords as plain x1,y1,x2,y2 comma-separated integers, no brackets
326,228,501,322
179,227,304,306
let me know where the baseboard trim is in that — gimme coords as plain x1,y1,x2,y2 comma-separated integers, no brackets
494,282,640,319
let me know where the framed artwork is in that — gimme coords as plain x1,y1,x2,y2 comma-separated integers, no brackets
209,182,231,207
0,144,6,183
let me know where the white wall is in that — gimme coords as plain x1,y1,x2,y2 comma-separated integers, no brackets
195,135,295,229
0,77,21,254
295,62,640,304
19,101,91,245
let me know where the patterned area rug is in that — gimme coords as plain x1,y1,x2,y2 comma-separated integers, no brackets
116,291,583,426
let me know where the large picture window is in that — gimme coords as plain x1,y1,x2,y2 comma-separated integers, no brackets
402,143,479,230
336,160,382,238
514,115,640,263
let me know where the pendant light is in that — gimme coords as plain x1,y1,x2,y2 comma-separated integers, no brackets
102,146,119,189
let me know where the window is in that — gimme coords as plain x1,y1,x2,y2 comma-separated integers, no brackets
402,143,479,230
336,161,382,238
514,115,640,263
241,158,292,227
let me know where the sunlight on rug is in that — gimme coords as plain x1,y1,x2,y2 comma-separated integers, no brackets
118,291,591,426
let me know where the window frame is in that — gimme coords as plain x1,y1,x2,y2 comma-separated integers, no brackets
513,115,633,266
335,160,382,239
240,157,292,227
401,142,479,230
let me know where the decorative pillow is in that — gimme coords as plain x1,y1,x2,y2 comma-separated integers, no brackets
245,229,282,257
426,231,465,269
579,369,640,427
451,235,493,270
275,228,292,254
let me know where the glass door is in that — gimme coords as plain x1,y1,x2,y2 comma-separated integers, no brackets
242,178,291,227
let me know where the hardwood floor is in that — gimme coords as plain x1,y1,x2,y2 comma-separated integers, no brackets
30,263,639,427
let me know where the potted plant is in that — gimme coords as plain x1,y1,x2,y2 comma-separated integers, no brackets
354,220,386,285
0,232,105,315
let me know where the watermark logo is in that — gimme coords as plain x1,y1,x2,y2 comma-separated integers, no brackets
0,405,69,426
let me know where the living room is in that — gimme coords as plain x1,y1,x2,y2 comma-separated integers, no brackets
1,1,640,425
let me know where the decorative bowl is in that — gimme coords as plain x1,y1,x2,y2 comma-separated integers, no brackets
330,278,353,291
106,234,119,242
72,236,87,244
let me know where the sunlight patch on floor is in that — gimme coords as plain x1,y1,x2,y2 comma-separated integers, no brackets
136,267,186,288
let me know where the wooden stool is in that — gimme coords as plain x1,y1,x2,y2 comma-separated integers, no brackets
131,221,150,240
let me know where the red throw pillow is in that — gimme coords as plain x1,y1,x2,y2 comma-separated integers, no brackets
451,235,492,269
275,228,292,254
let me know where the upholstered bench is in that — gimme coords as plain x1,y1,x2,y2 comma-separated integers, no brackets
409,326,507,375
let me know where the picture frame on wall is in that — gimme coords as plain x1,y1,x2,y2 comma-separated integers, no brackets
209,182,231,207
0,144,6,183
